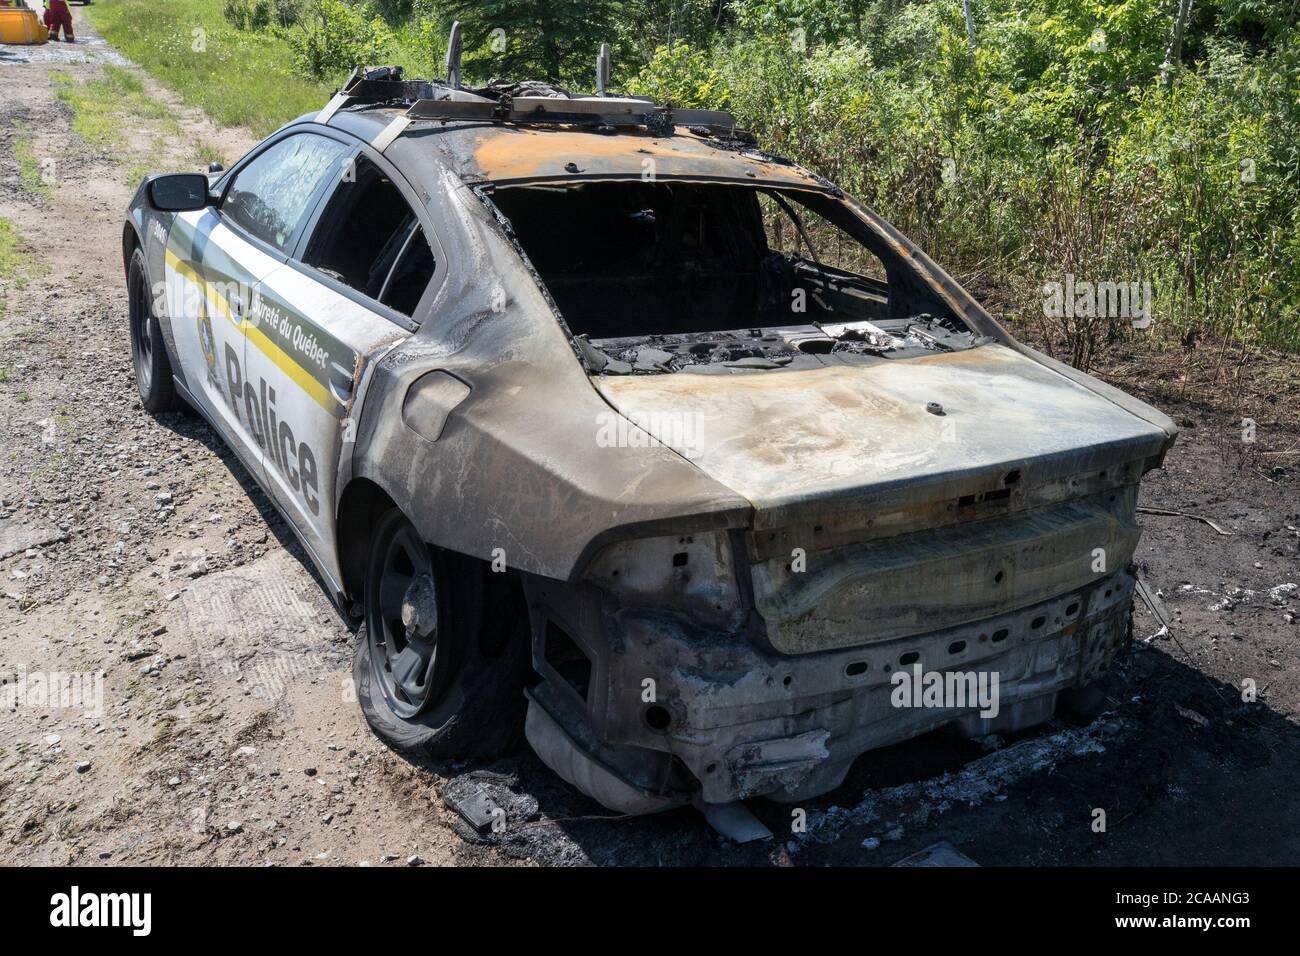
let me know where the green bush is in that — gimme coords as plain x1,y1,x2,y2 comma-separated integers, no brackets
275,0,303,26
287,0,392,81
223,0,301,30
626,43,730,108
628,0,1300,359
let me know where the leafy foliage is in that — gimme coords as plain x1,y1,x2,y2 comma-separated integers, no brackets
434,0,630,83
627,0,1300,356
183,0,1300,356
285,0,392,80
223,0,301,29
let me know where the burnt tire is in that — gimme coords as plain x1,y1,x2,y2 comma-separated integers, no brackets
128,246,183,414
353,508,530,760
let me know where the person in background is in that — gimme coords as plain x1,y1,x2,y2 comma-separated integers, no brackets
44,0,73,42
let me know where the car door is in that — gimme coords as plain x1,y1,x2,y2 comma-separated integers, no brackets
165,130,352,474
243,150,440,585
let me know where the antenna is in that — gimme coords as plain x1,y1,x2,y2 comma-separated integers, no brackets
446,21,462,90
596,43,610,96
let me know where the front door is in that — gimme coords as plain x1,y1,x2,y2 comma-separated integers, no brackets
169,129,354,483
164,207,281,466
244,152,439,584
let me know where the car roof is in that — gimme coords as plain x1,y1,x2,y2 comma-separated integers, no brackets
319,100,836,195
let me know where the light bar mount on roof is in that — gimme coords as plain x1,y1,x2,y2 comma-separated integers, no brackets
596,43,611,95
445,20,463,90
401,96,742,136
316,26,745,139
405,99,500,122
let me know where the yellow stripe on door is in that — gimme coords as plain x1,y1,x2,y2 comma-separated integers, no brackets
164,248,340,413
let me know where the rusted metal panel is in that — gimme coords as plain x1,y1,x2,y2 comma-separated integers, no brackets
593,343,1169,530
751,491,1140,654
530,568,1136,807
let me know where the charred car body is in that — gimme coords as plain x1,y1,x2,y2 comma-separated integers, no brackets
123,53,1175,828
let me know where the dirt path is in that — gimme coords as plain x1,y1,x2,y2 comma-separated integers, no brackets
1,24,1298,867
0,23,480,867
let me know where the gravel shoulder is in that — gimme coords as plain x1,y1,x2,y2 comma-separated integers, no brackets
1,24,1297,867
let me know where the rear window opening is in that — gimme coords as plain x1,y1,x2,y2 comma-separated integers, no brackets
301,155,436,317
489,181,984,374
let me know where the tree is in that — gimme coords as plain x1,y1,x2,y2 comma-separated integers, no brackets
961,0,976,56
1160,0,1194,86
436,0,629,84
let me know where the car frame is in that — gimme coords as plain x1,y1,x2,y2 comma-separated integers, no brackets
123,60,1176,836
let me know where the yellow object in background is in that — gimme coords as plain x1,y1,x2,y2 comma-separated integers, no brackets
0,5,49,45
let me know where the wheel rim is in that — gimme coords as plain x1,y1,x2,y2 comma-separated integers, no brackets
130,269,153,395
367,523,442,719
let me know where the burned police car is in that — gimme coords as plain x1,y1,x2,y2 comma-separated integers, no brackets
122,39,1175,836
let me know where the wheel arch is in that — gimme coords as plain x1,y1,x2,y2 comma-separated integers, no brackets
335,476,400,606
122,221,142,278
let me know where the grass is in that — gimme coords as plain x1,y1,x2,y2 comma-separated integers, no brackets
0,218,36,323
83,0,334,138
83,0,441,138
53,64,190,185
0,219,26,281
53,65,178,153
193,141,226,169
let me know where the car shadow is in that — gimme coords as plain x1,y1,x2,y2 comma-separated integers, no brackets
151,403,1300,866
149,406,346,618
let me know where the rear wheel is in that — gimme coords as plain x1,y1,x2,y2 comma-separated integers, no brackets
128,246,182,414
353,509,530,759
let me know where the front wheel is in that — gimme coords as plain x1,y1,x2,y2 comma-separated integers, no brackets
128,246,182,414
353,509,530,759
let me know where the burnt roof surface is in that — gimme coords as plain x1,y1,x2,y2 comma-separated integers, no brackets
313,73,836,194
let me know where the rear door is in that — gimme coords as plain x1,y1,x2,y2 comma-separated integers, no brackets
165,130,352,471
244,151,440,583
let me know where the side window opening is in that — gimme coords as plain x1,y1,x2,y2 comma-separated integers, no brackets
301,156,436,317
222,133,351,253
759,191,889,285
756,190,894,324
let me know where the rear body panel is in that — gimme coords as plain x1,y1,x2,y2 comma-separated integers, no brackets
526,342,1162,808
594,343,1166,655
525,564,1136,808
